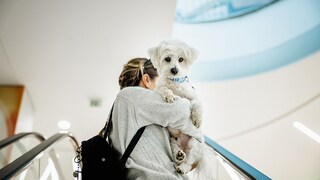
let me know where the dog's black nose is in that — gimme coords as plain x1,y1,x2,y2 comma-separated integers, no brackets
171,67,178,75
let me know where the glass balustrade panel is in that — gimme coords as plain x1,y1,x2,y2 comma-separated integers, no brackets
0,137,42,168
187,144,251,180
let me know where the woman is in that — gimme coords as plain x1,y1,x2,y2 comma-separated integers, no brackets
109,57,203,179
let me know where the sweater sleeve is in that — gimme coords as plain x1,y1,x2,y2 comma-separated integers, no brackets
124,88,204,142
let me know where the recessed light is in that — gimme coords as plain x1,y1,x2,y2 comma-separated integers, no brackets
293,121,320,144
58,120,71,130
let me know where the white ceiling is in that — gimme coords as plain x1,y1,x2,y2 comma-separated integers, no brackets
0,0,177,141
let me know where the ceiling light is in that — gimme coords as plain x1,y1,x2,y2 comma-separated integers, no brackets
58,120,71,130
293,121,320,144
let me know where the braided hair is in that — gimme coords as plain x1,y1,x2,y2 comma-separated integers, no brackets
119,58,158,89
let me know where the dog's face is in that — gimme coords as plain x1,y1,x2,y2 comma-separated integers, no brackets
148,39,198,78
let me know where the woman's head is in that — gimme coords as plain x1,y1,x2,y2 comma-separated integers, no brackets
119,58,158,90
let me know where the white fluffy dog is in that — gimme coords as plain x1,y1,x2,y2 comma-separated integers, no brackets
148,39,215,179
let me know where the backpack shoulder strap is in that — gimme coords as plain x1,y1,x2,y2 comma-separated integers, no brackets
100,103,115,138
103,102,146,168
120,126,146,167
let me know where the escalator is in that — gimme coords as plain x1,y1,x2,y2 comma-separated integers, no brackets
0,132,79,179
0,132,270,180
0,133,46,169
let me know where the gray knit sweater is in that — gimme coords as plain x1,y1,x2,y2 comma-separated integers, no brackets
109,87,204,180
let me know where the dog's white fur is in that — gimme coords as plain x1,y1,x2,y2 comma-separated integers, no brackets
148,39,215,179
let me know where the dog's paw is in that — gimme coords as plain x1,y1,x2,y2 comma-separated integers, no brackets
174,164,192,174
191,109,202,128
174,164,185,174
175,150,186,164
165,94,176,103
191,119,201,128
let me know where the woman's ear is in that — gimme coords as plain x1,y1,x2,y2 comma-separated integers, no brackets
141,74,151,89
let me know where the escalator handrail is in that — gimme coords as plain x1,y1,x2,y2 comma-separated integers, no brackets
1,132,269,179
0,132,45,149
0,132,79,180
205,136,271,180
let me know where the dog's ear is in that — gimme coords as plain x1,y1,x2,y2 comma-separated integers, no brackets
148,46,160,69
188,46,199,64
183,45,199,65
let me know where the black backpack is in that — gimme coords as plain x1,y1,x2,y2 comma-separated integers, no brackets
74,104,145,180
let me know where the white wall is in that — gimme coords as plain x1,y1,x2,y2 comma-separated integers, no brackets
195,51,320,179
0,105,7,140
15,89,35,133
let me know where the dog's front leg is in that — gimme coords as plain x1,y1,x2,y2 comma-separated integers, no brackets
190,99,202,128
158,86,177,103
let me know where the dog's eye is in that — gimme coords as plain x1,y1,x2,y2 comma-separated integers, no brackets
165,57,171,62
179,57,184,62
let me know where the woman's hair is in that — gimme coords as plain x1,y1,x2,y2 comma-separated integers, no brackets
119,57,158,89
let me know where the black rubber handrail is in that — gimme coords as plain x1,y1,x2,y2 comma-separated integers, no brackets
1,132,270,179
205,136,271,180
0,132,45,149
0,132,79,179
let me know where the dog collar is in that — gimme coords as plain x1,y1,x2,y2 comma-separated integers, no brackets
167,76,189,83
